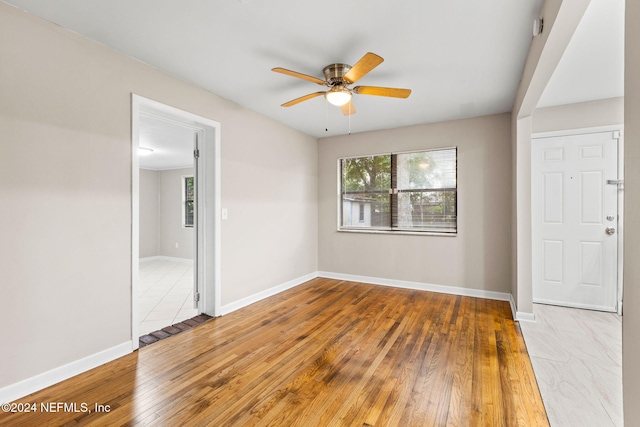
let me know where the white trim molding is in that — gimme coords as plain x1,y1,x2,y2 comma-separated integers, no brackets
509,294,518,321
318,271,512,302
220,272,319,315
0,272,525,403
0,341,132,404
532,124,623,140
158,256,193,264
507,294,536,322
221,271,519,319
515,311,536,323
139,256,193,264
132,93,223,350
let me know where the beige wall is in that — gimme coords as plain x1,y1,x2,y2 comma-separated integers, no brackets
139,169,160,258
624,0,640,422
158,168,194,260
0,2,317,390
533,97,624,133
139,167,196,260
511,0,591,316
318,114,512,293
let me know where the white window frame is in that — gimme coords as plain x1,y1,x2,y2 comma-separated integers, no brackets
182,175,194,228
337,147,457,236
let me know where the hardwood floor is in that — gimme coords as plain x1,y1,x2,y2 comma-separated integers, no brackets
0,278,548,426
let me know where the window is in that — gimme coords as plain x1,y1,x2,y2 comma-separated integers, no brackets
339,147,457,234
183,175,194,227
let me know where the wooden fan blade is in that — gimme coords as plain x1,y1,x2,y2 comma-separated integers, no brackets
281,91,326,107
340,101,356,116
272,67,326,85
353,86,412,98
343,52,384,84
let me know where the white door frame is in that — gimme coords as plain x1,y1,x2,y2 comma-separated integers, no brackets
131,94,222,350
532,125,624,314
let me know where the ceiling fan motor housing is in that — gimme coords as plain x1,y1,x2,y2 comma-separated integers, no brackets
323,63,352,86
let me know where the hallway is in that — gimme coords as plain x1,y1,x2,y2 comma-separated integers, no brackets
520,304,622,426
139,259,199,335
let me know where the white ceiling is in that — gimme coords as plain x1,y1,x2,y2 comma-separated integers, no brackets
3,0,623,147
139,113,195,170
5,0,545,138
538,0,624,107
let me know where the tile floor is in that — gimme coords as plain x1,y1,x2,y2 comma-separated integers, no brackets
139,258,199,336
520,303,622,427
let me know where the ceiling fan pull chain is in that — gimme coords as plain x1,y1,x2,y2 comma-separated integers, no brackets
325,97,328,132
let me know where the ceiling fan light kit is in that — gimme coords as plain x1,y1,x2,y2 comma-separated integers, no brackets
272,52,411,118
325,86,352,106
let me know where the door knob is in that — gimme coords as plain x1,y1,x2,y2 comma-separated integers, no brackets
606,227,616,235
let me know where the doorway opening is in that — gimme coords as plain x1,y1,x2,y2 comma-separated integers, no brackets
526,126,624,426
131,95,221,350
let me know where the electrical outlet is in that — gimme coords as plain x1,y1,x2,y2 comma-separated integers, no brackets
175,243,179,249
222,208,228,220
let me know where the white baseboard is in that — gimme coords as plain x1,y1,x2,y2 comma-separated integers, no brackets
1,271,523,403
138,256,193,264
0,341,132,404
508,295,538,322
318,271,512,302
509,294,518,321
509,295,535,323
158,256,193,264
515,311,536,322
618,300,623,316
220,272,319,315
221,270,518,320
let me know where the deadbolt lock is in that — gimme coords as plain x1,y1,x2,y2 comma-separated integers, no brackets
606,215,616,221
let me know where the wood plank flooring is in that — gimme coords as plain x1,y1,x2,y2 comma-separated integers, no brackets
0,278,548,426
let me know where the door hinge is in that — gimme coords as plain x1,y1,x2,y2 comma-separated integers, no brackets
194,149,200,159
194,292,200,302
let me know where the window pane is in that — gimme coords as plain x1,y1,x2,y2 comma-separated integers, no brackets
185,177,195,201
185,201,194,227
341,155,391,228
394,148,457,232
395,190,457,232
339,148,456,234
396,149,456,190
183,176,195,227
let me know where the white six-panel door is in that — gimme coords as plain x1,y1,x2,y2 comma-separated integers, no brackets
532,131,619,312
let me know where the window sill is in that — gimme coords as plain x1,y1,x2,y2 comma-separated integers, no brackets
337,228,456,237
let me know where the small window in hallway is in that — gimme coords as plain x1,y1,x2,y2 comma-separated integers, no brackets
183,175,194,227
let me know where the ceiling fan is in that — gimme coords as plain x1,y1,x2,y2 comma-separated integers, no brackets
272,52,411,116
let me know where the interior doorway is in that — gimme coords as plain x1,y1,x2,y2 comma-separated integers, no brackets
137,115,198,335
131,95,221,350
